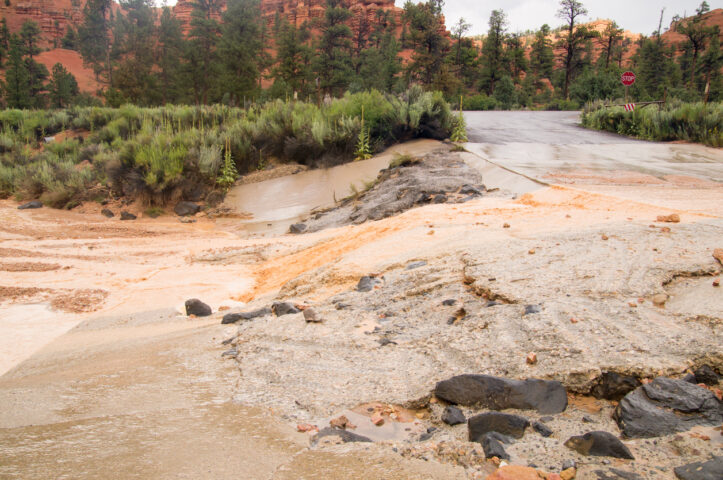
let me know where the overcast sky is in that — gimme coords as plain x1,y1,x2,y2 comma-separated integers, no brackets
423,1,713,36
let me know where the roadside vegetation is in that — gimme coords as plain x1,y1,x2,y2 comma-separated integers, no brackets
581,100,722,147
0,88,455,208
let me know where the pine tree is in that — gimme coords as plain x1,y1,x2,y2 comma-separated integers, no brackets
273,19,313,95
0,19,11,68
157,7,185,104
676,2,718,89
185,0,222,104
699,34,722,102
61,26,79,50
19,21,41,59
480,9,508,94
358,30,401,92
314,0,354,96
598,21,623,70
402,0,449,88
78,0,112,80
48,63,79,108
556,0,595,99
530,24,554,80
505,32,527,81
218,0,265,105
2,35,32,109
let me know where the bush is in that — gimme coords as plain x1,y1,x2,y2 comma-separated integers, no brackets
463,94,498,111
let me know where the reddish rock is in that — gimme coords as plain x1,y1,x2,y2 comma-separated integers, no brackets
526,352,538,365
486,466,543,480
297,423,318,433
656,214,680,223
713,249,723,265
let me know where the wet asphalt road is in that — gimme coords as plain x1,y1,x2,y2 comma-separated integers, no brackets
463,111,723,183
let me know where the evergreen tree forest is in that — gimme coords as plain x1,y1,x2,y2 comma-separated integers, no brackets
0,0,721,109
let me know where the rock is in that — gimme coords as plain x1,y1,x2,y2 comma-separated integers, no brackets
713,249,723,265
503,223,510,228
371,413,384,426
271,302,300,316
582,415,594,423
683,373,697,384
101,208,114,218
220,348,237,357
297,423,318,433
460,184,483,195
221,313,243,324
357,275,383,292
120,211,137,220
441,405,466,426
562,460,576,470
174,201,201,216
591,372,642,401
564,431,634,459
481,433,509,460
533,421,553,437
205,190,225,207
673,456,723,480
406,261,427,270
179,217,196,223
652,293,669,307
311,427,371,446
694,365,720,386
442,299,457,306
432,194,447,204
17,200,42,210
657,214,680,223
221,307,271,324
303,308,322,323
289,223,307,234
524,305,541,315
335,303,351,310
560,468,576,480
486,466,541,480
185,298,212,317
434,374,568,414
329,415,355,429
468,412,530,441
614,377,723,438
526,352,538,365
378,338,397,347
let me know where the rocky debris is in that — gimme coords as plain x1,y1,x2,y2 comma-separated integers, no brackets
533,421,553,437
460,184,484,195
406,261,427,270
481,432,510,460
357,275,383,292
564,431,634,459
503,223,511,228
652,293,669,307
526,352,538,365
434,374,568,414
101,208,114,218
657,214,681,223
591,372,642,401
713,249,723,265
694,365,720,386
562,460,576,470
442,299,457,306
174,201,201,217
311,427,371,446
524,304,541,315
221,307,271,324
303,308,322,323
487,465,543,480
185,298,212,317
614,377,723,438
560,468,577,480
298,148,487,232
441,405,466,426
221,348,237,358
179,217,196,223
289,223,307,234
271,302,300,316
296,423,318,433
673,456,723,480
120,211,137,220
329,415,355,429
17,200,42,210
468,412,530,441
594,469,641,479
335,302,351,310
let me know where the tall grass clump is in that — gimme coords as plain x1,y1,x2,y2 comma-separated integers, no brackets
582,101,722,147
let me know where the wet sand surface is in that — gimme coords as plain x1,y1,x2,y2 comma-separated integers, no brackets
1,118,722,478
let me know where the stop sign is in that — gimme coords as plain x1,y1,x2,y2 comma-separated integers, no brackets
621,71,636,86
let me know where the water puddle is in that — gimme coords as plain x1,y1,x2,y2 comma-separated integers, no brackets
322,403,427,443
220,140,439,236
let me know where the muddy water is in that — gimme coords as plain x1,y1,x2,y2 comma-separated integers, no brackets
221,140,439,235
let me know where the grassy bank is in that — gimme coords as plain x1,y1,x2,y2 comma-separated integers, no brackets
0,87,455,208
581,100,723,147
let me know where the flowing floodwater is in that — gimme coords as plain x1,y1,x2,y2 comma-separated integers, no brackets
220,140,439,235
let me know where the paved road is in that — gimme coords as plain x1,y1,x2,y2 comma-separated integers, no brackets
464,111,723,183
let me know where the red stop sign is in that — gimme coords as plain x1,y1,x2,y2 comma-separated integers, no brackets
621,71,636,86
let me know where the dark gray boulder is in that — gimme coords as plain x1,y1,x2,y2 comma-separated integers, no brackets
442,299,457,306
289,223,307,234
533,421,553,437
460,184,483,195
101,208,114,218
591,372,641,401
271,302,300,316
441,406,466,426
674,457,723,480
174,201,201,217
311,428,372,446
185,298,212,317
481,433,510,460
468,412,529,441
564,431,634,459
434,374,568,414
221,307,271,325
694,365,720,386
614,377,723,438
120,211,136,220
18,200,42,210
357,276,383,292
